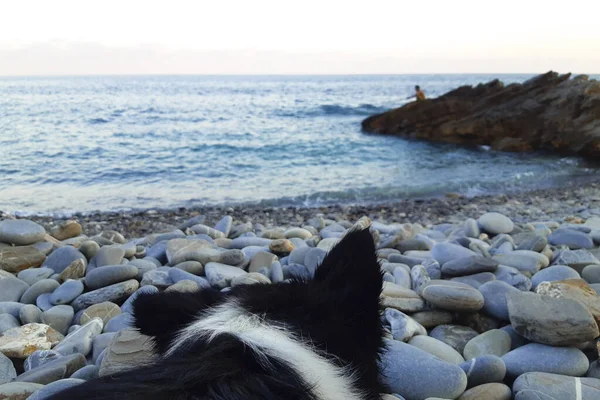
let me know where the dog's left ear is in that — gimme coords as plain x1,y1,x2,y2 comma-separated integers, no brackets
313,227,382,299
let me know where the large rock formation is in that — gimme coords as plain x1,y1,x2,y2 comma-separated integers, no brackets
362,72,600,157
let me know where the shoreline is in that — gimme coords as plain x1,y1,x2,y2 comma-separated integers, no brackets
8,179,600,239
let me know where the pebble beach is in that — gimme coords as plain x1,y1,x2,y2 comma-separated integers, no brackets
0,180,600,399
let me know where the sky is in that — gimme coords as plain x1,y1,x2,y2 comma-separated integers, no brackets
1,0,599,75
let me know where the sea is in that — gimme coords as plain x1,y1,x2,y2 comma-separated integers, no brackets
1,74,599,216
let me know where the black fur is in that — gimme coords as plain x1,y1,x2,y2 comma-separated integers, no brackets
48,227,385,400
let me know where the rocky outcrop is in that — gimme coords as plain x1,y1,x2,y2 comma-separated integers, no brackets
362,71,600,157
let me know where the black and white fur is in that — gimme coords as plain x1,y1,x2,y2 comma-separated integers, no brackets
49,227,386,400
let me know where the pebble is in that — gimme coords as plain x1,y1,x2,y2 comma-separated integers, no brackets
451,272,496,289
27,378,85,400
85,265,138,290
492,250,549,276
410,265,430,290
0,276,30,302
40,305,74,335
410,310,453,328
167,268,210,288
408,335,465,364
0,323,64,358
552,249,600,273
383,308,426,342
42,246,87,274
17,267,54,286
441,256,499,277
463,329,512,360
457,383,512,400
548,228,595,249
0,352,17,384
0,314,20,335
460,355,506,388
21,279,60,304
17,353,85,384
379,339,467,400
0,246,46,273
478,213,514,235
205,262,247,289
381,282,426,313
103,312,133,333
431,242,477,265
429,324,480,354
531,265,581,289
231,272,272,286
513,372,600,400
503,343,589,377
36,294,54,312
70,364,99,380
53,318,103,357
582,264,600,284
479,280,521,321
515,235,548,252
23,350,61,372
418,280,484,312
494,265,532,291
95,246,126,268
507,290,599,345
58,259,86,282
80,302,121,326
50,280,84,305
78,241,100,260
0,219,46,245
0,382,44,399
392,266,412,289
140,270,172,289
71,280,139,311
536,278,600,324
99,329,154,377
0,302,26,318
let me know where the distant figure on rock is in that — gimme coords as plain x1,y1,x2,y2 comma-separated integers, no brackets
408,85,426,102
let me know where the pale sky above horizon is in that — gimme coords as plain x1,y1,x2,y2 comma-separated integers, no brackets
1,0,599,75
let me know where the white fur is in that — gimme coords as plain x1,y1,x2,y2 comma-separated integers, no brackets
166,301,363,400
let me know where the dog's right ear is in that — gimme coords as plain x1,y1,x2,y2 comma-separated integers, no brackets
132,289,224,354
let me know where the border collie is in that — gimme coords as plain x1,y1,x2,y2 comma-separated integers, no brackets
49,227,385,399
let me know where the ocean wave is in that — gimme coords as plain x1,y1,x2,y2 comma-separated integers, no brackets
88,118,109,124
275,103,389,118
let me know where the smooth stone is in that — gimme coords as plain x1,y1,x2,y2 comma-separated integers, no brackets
408,336,465,364
92,333,116,364
20,280,60,304
165,238,212,265
457,383,512,400
397,239,432,252
58,259,86,282
49,280,84,305
582,265,600,284
94,246,126,268
587,360,600,379
479,280,521,321
35,294,53,312
80,302,121,326
460,355,506,388
231,273,271,286
0,246,46,273
19,305,42,325
288,263,313,280
270,261,284,283
531,265,581,289
146,230,185,246
503,343,589,377
99,329,154,377
441,256,499,277
383,308,426,342
451,272,496,289
463,329,511,360
42,247,87,274
548,228,594,249
178,215,206,231
132,262,157,281
393,266,412,289
40,306,74,335
27,378,85,400
418,280,484,312
17,268,54,286
513,372,600,400
552,249,600,273
213,215,232,237
269,239,295,254
165,280,200,293
304,248,327,271
54,318,103,357
85,265,138,290
103,312,133,333
494,265,532,291
410,265,430,291
167,268,210,289
284,228,313,240
316,238,340,251
18,353,86,384
379,339,467,400
388,254,426,268
536,279,600,324
431,242,477,266
499,325,529,350
70,364,99,380
145,241,168,264
0,382,45,399
189,224,225,239
410,310,453,328
0,323,63,358
229,237,271,249
78,241,100,260
205,262,247,289
507,290,599,345
288,247,312,265
71,280,139,311
516,235,548,252
0,314,19,335
23,350,61,372
478,213,514,235
171,261,203,276
121,242,136,258
0,219,46,245
0,302,25,318
429,325,480,354
492,251,549,276
0,276,29,302
120,285,159,315
381,282,426,313
0,352,17,384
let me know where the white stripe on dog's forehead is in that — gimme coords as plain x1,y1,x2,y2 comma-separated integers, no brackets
168,300,363,400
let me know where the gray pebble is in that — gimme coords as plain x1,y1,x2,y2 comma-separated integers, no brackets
19,304,42,324
0,352,17,384
50,280,84,305
70,365,99,381
27,378,85,400
531,265,580,289
503,343,589,377
17,267,55,286
479,280,520,321
0,314,20,335
42,246,87,274
459,354,506,388
0,276,30,302
36,293,54,312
